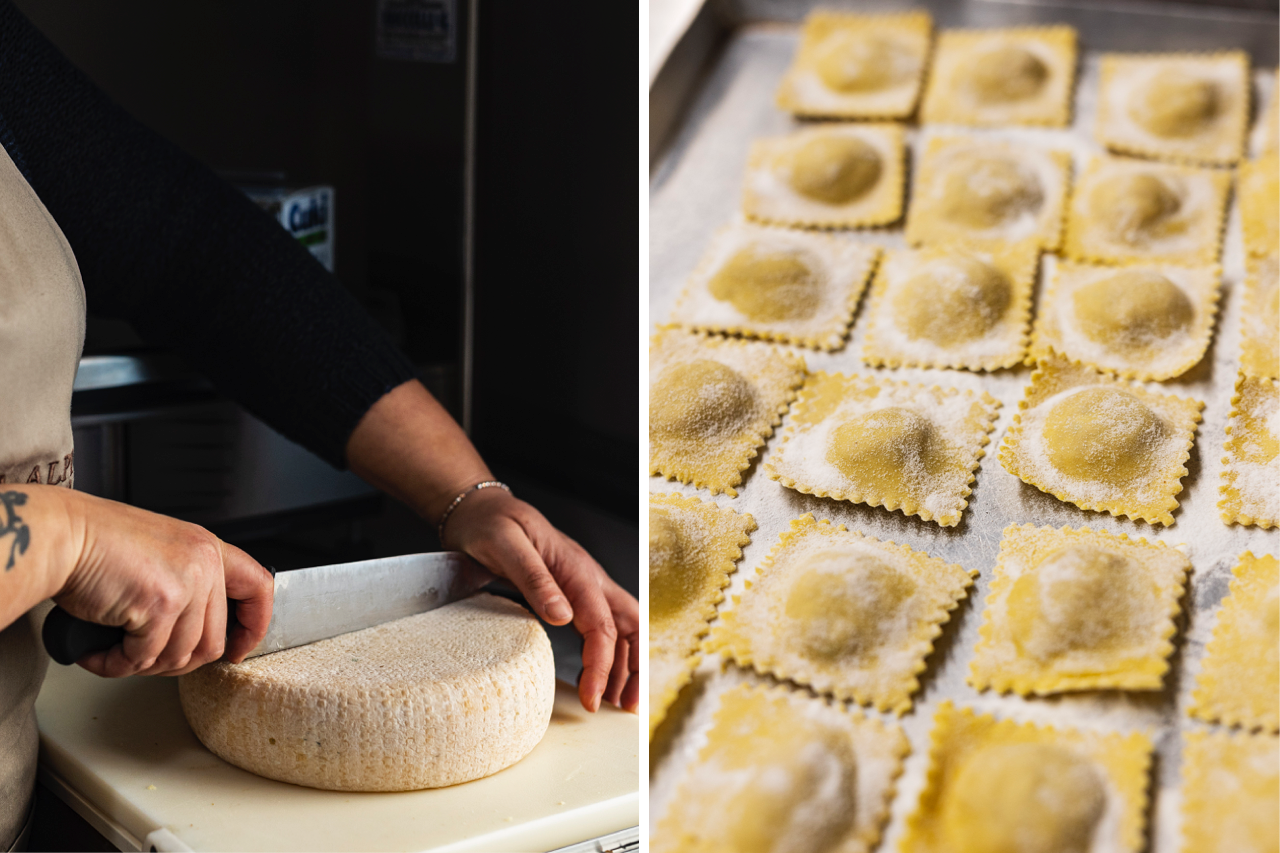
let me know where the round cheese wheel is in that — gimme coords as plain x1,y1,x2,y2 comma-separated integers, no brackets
178,592,555,791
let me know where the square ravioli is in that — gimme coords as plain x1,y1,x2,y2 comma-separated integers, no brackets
1178,729,1279,853
705,515,975,714
764,372,1000,526
861,242,1038,371
1188,551,1279,731
999,354,1204,526
649,330,806,496
1030,260,1221,381
668,223,879,351
1241,255,1279,379
1064,156,1231,265
904,136,1070,250
969,525,1190,695
1219,375,1280,528
652,684,908,853
920,25,1078,128
775,9,932,119
900,702,1152,853
1096,51,1250,166
648,493,755,737
742,123,905,229
1241,153,1279,257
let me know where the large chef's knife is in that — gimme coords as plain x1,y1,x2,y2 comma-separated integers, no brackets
42,552,496,666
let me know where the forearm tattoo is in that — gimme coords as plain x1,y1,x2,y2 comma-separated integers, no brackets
0,491,31,570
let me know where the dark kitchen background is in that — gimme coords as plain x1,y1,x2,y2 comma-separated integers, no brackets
12,11,635,835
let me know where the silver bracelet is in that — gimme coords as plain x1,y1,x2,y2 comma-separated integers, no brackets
437,480,511,544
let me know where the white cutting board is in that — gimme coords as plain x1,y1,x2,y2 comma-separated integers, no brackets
35,664,638,852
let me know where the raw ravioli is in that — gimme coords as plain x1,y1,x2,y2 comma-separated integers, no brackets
649,330,805,496
707,514,975,714
648,493,755,738
652,684,907,853
969,524,1189,695
920,25,1077,127
764,371,1000,526
999,354,1203,525
861,242,1038,371
775,10,932,120
1096,51,1250,166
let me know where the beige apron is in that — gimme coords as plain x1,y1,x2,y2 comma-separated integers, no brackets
0,142,86,851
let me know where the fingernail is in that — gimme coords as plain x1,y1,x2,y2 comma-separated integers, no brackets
547,599,572,622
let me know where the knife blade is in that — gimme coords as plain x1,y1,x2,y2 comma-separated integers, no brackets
42,552,495,666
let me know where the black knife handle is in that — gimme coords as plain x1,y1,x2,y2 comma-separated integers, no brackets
42,607,126,666
42,565,276,667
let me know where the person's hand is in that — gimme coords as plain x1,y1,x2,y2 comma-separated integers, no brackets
444,487,639,714
53,490,274,677
342,380,638,713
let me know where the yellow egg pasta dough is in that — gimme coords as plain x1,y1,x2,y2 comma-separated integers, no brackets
905,135,1070,250
1030,260,1221,381
648,493,755,738
764,371,1000,526
1219,374,1280,528
1241,153,1280,258
668,223,879,351
650,652,699,741
1064,156,1230,265
706,515,975,714
920,26,1078,128
999,354,1204,525
1096,51,1250,166
742,123,906,229
649,330,806,496
1188,551,1279,732
900,702,1152,853
969,525,1190,695
652,683,908,853
861,242,1038,371
775,9,932,120
1241,255,1279,379
1178,729,1279,853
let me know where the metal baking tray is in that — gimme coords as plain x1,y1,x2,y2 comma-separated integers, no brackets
648,1,1279,850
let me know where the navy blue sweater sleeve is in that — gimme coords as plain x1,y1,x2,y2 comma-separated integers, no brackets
0,0,420,468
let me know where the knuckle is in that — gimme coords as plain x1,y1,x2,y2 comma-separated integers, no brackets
524,570,559,592
190,531,223,571
149,581,184,616
591,616,618,641
199,635,226,664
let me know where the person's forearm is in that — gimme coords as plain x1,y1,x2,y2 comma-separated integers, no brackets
0,485,79,631
345,379,493,525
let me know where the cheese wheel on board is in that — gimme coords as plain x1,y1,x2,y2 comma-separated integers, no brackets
178,592,555,791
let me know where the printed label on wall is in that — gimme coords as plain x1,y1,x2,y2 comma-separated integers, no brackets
376,0,456,63
240,185,336,273
280,188,335,272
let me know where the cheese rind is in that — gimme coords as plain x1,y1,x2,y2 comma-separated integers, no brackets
178,593,555,791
